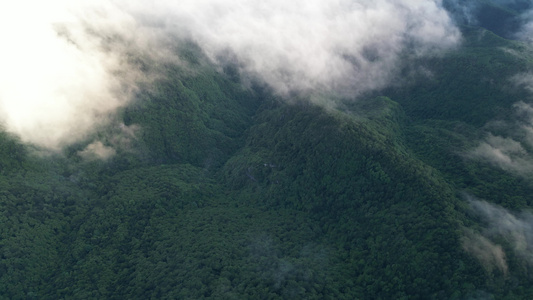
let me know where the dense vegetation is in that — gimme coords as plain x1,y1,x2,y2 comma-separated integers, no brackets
2,3,533,299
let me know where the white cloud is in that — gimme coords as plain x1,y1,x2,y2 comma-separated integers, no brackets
143,0,461,96
0,1,145,150
517,9,533,43
469,134,533,175
466,198,533,271
512,74,533,93
78,141,116,161
462,228,508,275
0,0,461,149
469,76,533,176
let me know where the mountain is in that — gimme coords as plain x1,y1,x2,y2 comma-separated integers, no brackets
2,4,533,300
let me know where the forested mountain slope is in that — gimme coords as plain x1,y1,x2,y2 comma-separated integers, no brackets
2,7,533,300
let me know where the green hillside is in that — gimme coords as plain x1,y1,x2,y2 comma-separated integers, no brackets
2,13,533,300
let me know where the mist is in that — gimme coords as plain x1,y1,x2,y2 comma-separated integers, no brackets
462,228,508,275
464,197,533,275
469,134,533,175
469,75,533,176
0,0,461,150
444,0,533,40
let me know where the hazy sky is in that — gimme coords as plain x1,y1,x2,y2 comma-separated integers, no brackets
0,0,464,150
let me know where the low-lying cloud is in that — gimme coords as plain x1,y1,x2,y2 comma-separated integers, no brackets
462,228,508,275
469,133,533,175
0,0,462,150
463,196,533,275
153,0,461,96
78,141,116,161
517,7,533,42
0,1,150,150
469,74,533,176
77,123,139,161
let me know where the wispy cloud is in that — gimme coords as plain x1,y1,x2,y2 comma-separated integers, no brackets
78,141,116,161
512,73,533,93
462,228,508,275
517,9,533,43
469,133,533,175
463,197,533,275
77,123,140,161
469,73,533,176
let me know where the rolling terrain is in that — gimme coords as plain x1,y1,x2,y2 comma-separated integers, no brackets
2,2,533,299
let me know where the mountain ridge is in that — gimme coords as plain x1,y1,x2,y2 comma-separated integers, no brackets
2,6,533,298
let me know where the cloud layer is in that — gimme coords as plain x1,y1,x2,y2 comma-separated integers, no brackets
517,9,533,42
151,0,461,95
0,1,148,150
0,0,461,150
